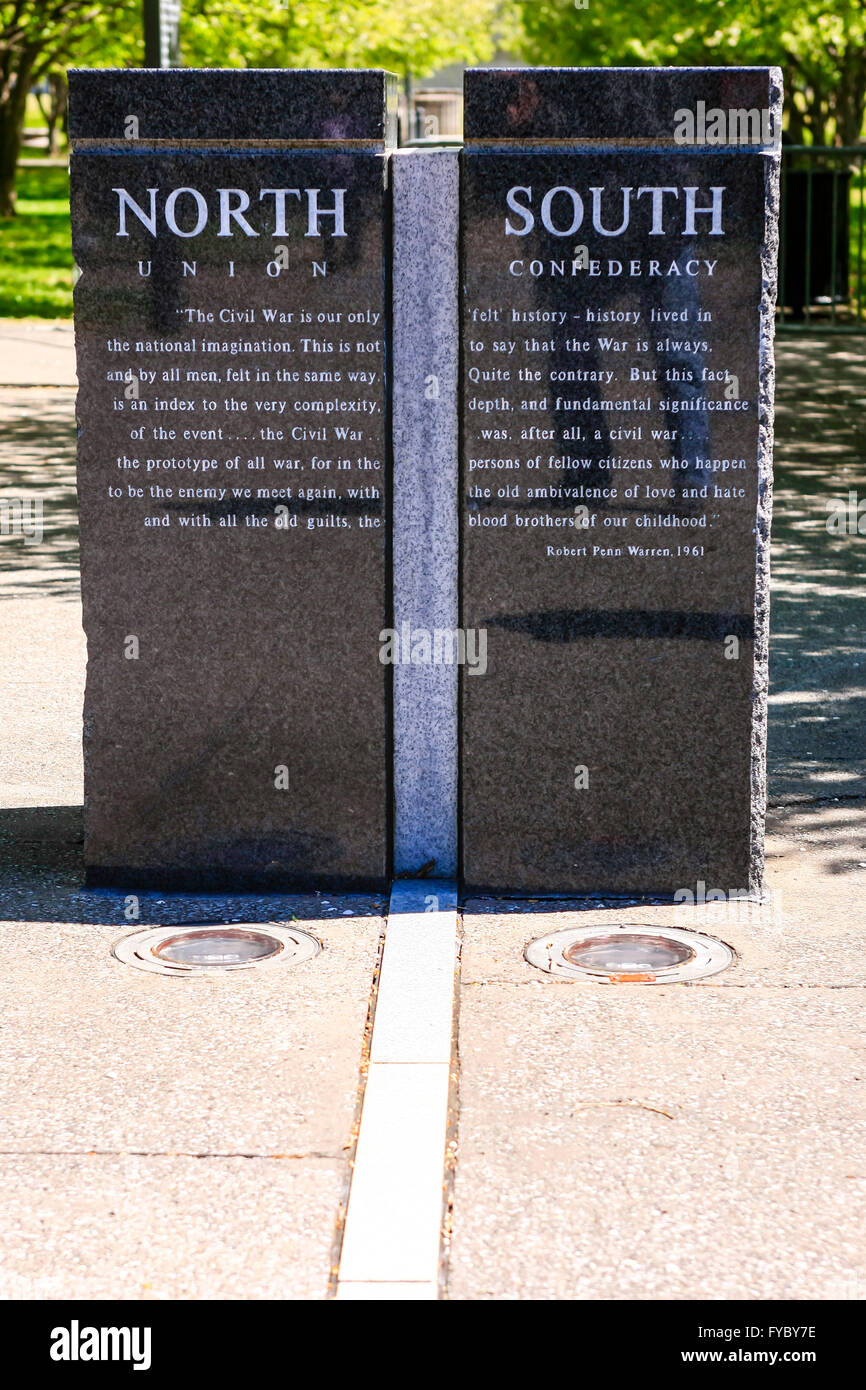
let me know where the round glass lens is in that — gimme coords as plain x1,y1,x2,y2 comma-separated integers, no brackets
564,932,695,974
154,929,283,967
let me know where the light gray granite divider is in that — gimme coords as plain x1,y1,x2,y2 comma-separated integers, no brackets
392,149,459,877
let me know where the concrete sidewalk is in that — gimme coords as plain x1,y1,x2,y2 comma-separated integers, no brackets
0,323,386,1299
449,337,866,1299
0,320,76,388
0,328,864,1299
0,882,385,1300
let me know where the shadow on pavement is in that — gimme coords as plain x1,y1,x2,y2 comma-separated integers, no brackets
0,805,385,925
768,338,866,806
0,387,78,598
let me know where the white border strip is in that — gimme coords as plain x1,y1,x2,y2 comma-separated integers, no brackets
336,880,458,1300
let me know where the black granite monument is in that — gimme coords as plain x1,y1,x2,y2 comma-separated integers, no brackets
460,68,781,895
70,69,396,889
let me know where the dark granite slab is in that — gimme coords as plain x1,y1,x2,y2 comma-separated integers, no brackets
69,68,398,145
460,68,780,896
71,71,395,889
464,66,780,144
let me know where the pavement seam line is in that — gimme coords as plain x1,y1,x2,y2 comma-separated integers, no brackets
461,978,866,990
0,1150,342,1160
325,915,387,1299
334,880,459,1301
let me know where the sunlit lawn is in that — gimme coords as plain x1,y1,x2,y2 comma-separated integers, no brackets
850,166,866,311
0,164,73,318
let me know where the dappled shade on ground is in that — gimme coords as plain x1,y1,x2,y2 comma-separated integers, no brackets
769,338,866,814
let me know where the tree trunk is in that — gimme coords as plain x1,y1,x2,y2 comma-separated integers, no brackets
46,72,68,157
0,59,35,219
835,48,866,146
0,112,23,218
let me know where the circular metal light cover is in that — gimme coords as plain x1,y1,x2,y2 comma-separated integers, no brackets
112,922,321,976
525,924,733,984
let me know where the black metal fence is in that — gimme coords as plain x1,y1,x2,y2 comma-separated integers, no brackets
779,146,866,332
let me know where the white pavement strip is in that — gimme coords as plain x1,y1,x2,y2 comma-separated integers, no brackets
336,880,459,1301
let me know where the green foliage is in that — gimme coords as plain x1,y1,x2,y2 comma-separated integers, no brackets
72,1,505,78
514,0,866,145
183,1,503,79
0,163,72,315
1,4,139,214
0,3,140,75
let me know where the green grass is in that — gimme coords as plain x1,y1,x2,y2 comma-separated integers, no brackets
24,93,46,128
0,163,73,318
850,168,866,314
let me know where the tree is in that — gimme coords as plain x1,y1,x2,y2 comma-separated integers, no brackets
1,1,507,218
177,0,504,81
770,3,866,145
514,0,866,146
34,70,68,155
0,2,140,217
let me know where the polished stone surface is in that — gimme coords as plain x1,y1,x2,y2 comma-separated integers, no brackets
392,150,459,877
70,72,395,888
69,67,398,145
460,68,780,894
464,66,779,143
